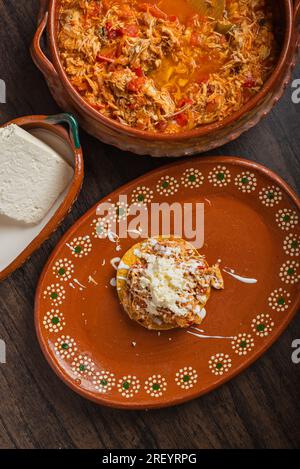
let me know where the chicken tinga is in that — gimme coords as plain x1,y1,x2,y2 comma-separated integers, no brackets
58,0,277,133
117,237,224,330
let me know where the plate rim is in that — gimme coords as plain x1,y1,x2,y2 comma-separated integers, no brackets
34,155,300,409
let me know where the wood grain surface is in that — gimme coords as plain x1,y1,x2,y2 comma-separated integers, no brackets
0,0,299,449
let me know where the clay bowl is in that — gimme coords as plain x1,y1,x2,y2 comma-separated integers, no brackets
35,156,300,409
0,113,84,282
31,0,300,157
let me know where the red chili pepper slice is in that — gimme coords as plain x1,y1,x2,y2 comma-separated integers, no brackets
127,77,146,93
133,67,144,77
178,98,193,108
175,112,188,127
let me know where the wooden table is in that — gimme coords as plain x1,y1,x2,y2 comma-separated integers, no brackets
0,0,299,450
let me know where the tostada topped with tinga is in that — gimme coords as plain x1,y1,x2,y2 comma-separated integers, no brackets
117,236,224,330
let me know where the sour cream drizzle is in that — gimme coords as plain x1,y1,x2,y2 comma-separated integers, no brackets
73,278,86,289
110,257,121,270
223,268,257,284
188,327,234,340
108,231,121,251
110,278,117,287
110,258,130,271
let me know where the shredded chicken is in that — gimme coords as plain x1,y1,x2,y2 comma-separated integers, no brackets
58,0,277,133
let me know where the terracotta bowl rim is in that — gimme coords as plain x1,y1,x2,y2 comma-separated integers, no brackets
0,114,84,283
34,155,300,409
47,0,294,142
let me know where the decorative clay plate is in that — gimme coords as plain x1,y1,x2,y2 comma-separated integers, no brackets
35,157,300,409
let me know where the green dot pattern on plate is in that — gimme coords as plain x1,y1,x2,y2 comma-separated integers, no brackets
216,363,223,369
61,343,69,350
152,383,160,391
217,172,225,181
123,381,130,390
74,246,82,254
51,292,58,299
183,375,190,382
58,268,65,276
51,317,60,325
256,324,265,332
161,181,169,189
241,177,249,185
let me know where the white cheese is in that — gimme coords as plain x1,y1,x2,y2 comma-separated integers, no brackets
0,124,73,224
138,255,190,317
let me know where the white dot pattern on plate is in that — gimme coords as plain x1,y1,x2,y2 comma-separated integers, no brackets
93,371,116,393
251,314,275,337
209,353,232,375
259,185,282,207
234,171,257,193
54,335,77,358
231,333,254,356
117,375,141,398
156,176,179,196
144,375,167,397
208,166,231,187
268,288,291,312
175,367,198,389
275,209,298,231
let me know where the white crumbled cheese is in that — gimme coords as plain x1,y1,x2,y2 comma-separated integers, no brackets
138,255,190,317
0,124,73,224
186,258,206,273
153,242,181,257
132,239,221,319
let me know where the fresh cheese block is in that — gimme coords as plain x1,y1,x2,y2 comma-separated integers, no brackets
0,124,73,224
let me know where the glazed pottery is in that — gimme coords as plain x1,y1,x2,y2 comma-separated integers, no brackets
35,156,300,408
30,0,300,157
0,113,84,282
